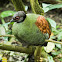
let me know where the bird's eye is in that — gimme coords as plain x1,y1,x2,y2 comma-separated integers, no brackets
15,16,20,20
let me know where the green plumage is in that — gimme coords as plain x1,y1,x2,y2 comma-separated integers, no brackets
12,14,49,45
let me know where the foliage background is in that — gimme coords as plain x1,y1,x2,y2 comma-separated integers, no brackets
0,0,62,62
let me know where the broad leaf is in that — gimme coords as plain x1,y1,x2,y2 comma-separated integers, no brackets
55,44,61,49
59,59,62,61
44,42,55,53
52,51,61,56
48,56,54,62
52,28,59,35
25,6,28,11
42,3,62,12
0,25,6,35
46,18,56,29
0,11,16,18
57,32,62,40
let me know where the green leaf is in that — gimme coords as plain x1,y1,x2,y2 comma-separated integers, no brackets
57,32,62,40
58,29,62,32
2,23,9,31
0,11,16,18
52,28,59,35
42,3,51,8
46,18,56,29
1,18,5,24
56,25,60,29
0,54,2,60
50,36,56,39
52,51,61,56
3,37,8,42
48,56,54,62
10,22,14,25
2,22,10,31
44,42,55,53
0,25,8,42
43,3,62,12
55,44,61,49
25,6,28,11
59,58,62,61
0,25,6,35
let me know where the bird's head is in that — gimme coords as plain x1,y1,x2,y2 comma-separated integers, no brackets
10,11,26,23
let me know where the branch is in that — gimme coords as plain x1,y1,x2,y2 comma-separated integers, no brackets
0,43,35,54
39,0,62,4
11,0,26,13
0,35,14,37
30,0,44,15
45,39,62,44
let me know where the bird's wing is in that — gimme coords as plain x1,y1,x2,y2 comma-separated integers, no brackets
35,16,51,38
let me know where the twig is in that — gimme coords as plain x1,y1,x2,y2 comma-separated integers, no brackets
39,0,62,4
0,35,14,37
45,39,62,44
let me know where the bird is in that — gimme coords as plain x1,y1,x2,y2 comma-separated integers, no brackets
10,11,51,46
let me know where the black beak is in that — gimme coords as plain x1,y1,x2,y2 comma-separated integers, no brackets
10,19,14,22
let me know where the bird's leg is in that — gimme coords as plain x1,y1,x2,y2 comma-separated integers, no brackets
34,46,42,62
28,54,34,62
27,46,36,62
